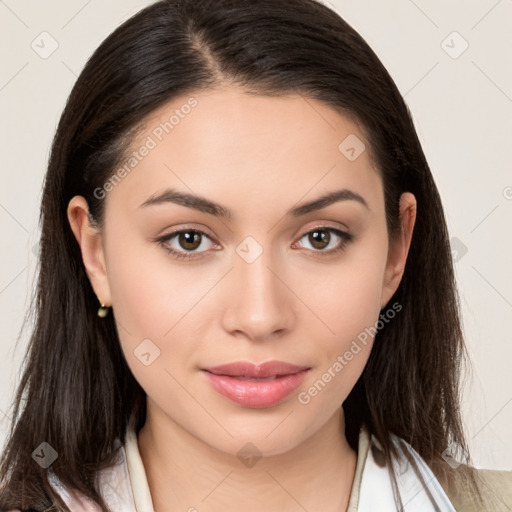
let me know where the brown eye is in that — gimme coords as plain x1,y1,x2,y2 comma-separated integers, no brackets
295,226,353,256
156,228,218,260
177,230,202,251
308,229,331,250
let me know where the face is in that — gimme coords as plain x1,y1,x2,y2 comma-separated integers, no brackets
68,86,415,457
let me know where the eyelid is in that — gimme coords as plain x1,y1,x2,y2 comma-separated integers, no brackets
298,222,351,238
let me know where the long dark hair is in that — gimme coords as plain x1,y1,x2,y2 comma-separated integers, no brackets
0,0,481,510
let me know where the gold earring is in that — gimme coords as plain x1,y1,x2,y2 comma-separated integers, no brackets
97,300,110,318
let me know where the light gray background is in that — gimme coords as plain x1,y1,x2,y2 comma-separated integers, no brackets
1,0,511,470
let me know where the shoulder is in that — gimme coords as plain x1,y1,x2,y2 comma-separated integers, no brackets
46,440,137,512
445,467,512,512
352,428,458,511
387,433,512,512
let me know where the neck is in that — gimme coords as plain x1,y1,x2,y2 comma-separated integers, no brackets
137,402,358,512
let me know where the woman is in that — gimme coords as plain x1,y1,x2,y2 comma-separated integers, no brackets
0,0,510,511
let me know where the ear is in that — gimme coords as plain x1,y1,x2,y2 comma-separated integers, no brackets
380,192,417,309
67,196,112,306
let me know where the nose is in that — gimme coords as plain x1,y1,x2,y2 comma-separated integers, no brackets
221,244,295,342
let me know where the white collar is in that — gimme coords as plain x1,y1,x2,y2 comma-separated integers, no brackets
356,433,456,511
48,415,455,511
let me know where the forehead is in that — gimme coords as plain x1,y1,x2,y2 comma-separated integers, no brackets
104,86,383,221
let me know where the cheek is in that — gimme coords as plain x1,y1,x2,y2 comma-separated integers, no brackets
295,238,388,402
102,231,195,369
298,245,387,349
296,276,380,417
105,226,204,335
103,229,225,389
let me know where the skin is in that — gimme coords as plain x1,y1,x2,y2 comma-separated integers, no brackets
68,85,416,512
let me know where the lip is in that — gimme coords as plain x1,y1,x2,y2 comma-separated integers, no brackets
202,361,310,408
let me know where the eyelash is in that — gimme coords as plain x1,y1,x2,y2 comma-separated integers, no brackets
155,226,353,261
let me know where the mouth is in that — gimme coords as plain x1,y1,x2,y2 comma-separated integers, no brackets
201,361,310,408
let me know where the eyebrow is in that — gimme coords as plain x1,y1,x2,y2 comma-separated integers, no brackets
138,188,369,218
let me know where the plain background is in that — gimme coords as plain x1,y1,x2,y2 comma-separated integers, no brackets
0,0,511,470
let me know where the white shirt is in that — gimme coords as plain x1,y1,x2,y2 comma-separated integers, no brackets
48,413,456,511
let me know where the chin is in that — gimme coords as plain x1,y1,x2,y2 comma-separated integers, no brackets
200,419,310,460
